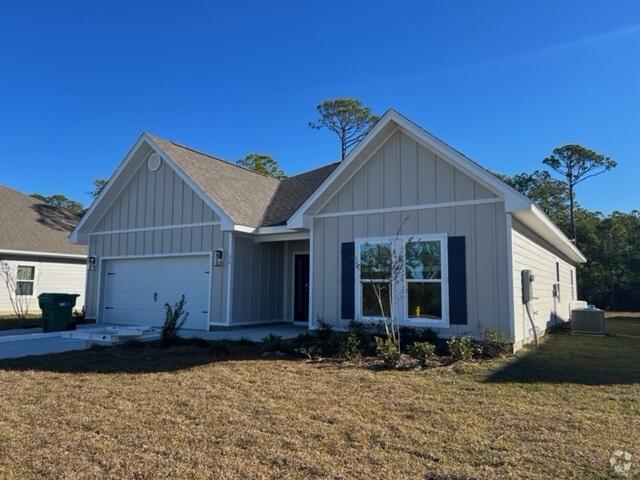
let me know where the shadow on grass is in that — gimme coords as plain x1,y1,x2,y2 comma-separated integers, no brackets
0,340,295,374
487,316,640,385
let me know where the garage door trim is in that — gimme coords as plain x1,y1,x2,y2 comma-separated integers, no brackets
96,252,213,327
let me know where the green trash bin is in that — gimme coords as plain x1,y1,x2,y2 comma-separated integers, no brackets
38,293,80,333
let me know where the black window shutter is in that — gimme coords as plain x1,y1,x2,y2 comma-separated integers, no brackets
448,236,467,325
341,242,355,320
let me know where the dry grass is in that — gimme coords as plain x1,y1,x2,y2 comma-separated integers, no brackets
0,317,639,479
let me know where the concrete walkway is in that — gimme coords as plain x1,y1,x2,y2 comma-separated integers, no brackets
0,323,309,360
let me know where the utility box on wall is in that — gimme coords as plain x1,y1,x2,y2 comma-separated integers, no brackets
521,269,535,304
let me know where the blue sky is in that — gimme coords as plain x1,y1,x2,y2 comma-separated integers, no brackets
1,1,638,212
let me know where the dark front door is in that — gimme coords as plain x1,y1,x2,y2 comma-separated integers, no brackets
293,254,310,322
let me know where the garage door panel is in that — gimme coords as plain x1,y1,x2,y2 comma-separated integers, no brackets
102,255,210,330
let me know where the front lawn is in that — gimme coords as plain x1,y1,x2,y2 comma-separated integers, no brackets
0,316,638,479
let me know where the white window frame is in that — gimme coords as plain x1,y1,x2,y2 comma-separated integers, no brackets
15,263,37,297
355,233,449,327
356,238,393,321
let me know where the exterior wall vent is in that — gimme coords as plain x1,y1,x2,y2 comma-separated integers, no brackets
147,153,162,172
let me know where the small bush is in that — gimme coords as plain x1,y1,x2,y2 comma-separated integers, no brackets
209,341,232,357
408,341,436,367
313,319,342,356
182,336,209,348
261,333,286,353
477,329,512,358
161,295,189,347
340,332,363,362
375,337,400,367
315,319,335,342
400,327,439,348
447,336,475,361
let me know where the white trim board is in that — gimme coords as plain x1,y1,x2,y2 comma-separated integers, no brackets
314,198,501,219
225,232,234,326
89,221,221,237
0,249,86,260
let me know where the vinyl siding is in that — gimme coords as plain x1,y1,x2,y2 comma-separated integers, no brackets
231,236,284,325
85,160,228,323
511,218,577,344
311,130,510,337
0,256,86,315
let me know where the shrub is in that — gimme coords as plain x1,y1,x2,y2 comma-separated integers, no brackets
209,340,232,357
477,329,513,358
314,319,342,356
408,341,436,367
261,333,287,353
375,337,400,367
315,319,335,342
161,295,189,346
447,336,475,361
400,327,439,349
340,332,363,362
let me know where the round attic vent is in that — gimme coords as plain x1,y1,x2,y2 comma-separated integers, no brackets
147,153,162,172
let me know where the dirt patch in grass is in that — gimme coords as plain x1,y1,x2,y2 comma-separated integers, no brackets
0,319,638,479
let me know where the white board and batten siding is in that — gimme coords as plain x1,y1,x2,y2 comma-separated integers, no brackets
511,218,577,345
311,130,511,337
85,158,229,326
0,257,86,315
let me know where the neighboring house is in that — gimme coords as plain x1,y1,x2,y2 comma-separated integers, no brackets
0,186,86,315
70,110,585,349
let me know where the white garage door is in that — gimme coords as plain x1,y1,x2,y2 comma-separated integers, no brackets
102,255,211,330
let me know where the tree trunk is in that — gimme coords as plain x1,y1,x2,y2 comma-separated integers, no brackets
569,183,576,243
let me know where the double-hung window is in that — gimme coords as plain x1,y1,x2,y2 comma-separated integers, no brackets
356,234,449,326
16,265,36,296
358,241,392,318
405,239,444,320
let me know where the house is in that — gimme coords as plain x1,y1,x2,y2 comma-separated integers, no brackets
0,186,86,315
70,110,586,349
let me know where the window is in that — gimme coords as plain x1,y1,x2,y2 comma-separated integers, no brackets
359,242,392,318
405,240,442,319
16,265,35,296
356,235,448,325
570,269,575,300
556,262,560,282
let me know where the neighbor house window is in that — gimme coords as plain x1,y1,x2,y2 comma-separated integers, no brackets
359,242,392,318
16,265,35,296
356,234,448,325
405,240,443,320
570,269,575,300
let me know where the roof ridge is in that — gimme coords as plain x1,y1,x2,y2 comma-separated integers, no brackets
164,138,280,181
285,161,341,180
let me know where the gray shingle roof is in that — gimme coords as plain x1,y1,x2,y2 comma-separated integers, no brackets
149,135,281,227
0,185,86,256
258,162,339,227
149,134,338,228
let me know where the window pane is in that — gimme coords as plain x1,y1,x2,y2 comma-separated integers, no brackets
16,281,33,296
17,266,35,281
362,282,391,317
408,283,441,319
359,242,391,280
406,241,441,279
